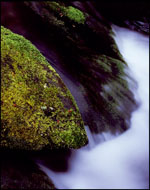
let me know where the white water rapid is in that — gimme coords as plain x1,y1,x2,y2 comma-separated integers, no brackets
38,26,149,189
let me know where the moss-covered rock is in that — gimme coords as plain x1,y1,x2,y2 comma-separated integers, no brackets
23,1,137,134
1,26,88,150
44,1,86,24
24,1,122,61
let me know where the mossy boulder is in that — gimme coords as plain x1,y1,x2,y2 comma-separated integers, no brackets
23,1,137,133
24,1,122,61
1,26,88,150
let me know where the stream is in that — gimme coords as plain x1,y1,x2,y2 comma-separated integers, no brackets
38,26,149,189
1,2,149,189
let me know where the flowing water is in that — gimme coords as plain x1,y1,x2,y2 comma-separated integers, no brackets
38,26,149,189
1,2,149,189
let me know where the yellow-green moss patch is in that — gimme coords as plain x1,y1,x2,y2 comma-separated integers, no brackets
44,1,86,24
1,26,88,150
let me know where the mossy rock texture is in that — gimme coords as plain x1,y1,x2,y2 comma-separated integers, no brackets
24,1,137,133
44,1,86,24
1,26,88,150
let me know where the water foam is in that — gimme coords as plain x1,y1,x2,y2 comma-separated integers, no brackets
38,26,149,189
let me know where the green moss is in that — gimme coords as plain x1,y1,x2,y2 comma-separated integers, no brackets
94,54,125,77
1,26,88,150
44,1,86,24
65,6,86,24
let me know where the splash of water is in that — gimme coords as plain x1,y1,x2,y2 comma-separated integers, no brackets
38,26,149,189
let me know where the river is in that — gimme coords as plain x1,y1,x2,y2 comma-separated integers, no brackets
38,26,149,189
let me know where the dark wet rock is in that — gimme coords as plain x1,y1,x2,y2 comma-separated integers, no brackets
24,1,137,134
1,151,56,190
92,1,149,35
124,20,149,34
32,148,72,172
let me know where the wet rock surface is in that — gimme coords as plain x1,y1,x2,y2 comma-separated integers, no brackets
23,1,137,133
1,150,56,190
92,1,149,35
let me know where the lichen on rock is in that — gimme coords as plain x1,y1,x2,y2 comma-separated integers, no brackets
1,26,88,150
